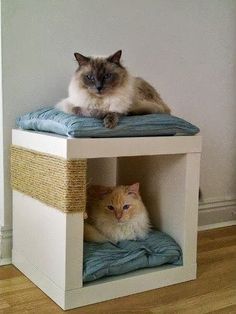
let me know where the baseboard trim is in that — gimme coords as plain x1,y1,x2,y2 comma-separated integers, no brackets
0,226,12,265
198,199,236,230
198,221,236,231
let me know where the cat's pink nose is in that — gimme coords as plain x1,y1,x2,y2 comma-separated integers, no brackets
115,212,123,220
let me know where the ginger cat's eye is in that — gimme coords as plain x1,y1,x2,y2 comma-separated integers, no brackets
123,204,130,210
107,205,114,211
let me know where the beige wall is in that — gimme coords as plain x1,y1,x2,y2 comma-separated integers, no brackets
1,0,236,227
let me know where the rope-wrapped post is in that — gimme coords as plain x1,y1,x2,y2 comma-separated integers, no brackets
11,145,87,213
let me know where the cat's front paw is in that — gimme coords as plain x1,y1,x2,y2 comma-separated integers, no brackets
104,112,120,129
72,106,83,115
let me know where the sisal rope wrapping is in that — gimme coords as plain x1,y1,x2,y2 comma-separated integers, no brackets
11,145,87,213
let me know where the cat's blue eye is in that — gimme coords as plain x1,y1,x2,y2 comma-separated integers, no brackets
107,205,114,211
86,74,94,81
123,204,130,210
104,73,112,80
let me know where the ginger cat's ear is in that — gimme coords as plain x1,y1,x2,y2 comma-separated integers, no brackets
88,185,113,199
128,182,140,195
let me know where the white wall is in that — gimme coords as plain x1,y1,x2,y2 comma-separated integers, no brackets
1,0,236,230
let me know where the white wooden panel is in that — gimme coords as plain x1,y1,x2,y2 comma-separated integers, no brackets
67,135,202,158
65,212,84,289
117,155,187,249
12,129,201,159
87,158,117,186
12,191,83,290
182,153,201,265
12,249,66,309
13,247,196,310
12,129,68,158
66,263,196,310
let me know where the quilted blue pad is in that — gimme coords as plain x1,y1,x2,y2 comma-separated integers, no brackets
17,107,199,138
83,229,182,282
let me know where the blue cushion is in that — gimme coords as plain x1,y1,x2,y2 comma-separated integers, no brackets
17,107,199,138
83,229,182,282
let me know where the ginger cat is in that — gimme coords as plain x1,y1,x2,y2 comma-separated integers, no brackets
84,183,151,243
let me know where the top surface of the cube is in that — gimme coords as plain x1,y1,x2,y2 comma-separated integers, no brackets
12,129,202,159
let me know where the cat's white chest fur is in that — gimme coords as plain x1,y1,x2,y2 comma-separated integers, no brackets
57,75,135,115
98,211,150,243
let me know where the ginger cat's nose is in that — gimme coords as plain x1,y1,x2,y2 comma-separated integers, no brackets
115,211,123,220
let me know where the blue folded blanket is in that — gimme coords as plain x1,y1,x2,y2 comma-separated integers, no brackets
17,107,199,138
83,229,182,282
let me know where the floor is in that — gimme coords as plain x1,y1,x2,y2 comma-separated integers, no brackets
0,226,235,314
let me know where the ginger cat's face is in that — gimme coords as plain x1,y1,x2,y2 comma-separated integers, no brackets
88,183,145,224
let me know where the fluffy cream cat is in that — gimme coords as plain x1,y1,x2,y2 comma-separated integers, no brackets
56,50,171,128
84,183,151,243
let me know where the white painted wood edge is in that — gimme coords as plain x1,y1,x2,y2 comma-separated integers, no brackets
65,264,196,309
12,247,196,310
67,135,202,158
12,129,68,158
12,249,66,309
12,129,201,159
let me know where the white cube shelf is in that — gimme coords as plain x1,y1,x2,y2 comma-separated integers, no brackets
12,129,201,310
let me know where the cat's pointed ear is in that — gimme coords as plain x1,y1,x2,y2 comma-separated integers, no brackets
88,185,113,199
128,183,140,195
74,52,90,66
107,50,122,65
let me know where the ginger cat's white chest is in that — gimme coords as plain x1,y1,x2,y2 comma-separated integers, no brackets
98,212,150,243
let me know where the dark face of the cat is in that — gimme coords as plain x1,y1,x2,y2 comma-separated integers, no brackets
74,50,128,96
